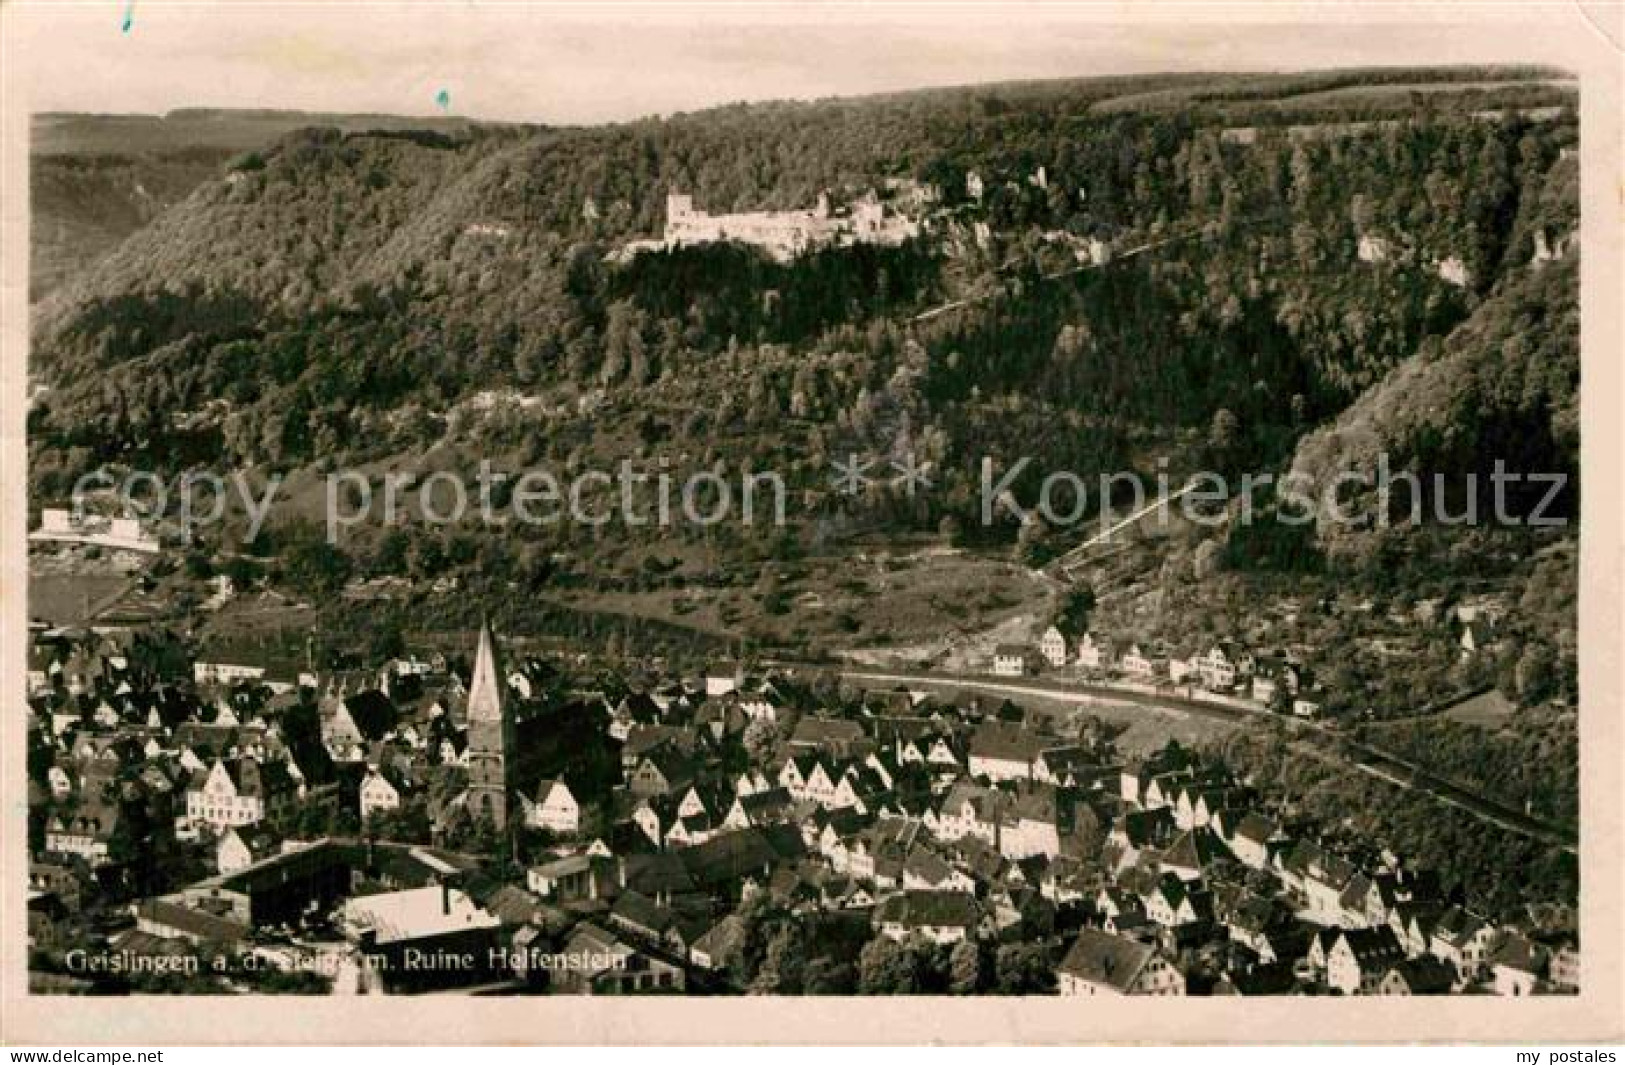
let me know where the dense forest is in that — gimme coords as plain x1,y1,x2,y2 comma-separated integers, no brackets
32,73,1577,511
29,66,1580,687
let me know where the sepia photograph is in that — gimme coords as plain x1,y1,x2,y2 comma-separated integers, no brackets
1,0,1621,1047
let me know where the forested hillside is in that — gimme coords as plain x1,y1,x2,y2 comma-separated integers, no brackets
29,109,476,301
32,69,1576,491
29,70,1579,647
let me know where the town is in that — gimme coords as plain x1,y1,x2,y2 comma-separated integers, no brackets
27,603,1577,997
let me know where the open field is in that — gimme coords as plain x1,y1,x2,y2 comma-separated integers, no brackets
549,545,1058,654
1439,688,1519,728
1090,72,1573,115
28,573,132,625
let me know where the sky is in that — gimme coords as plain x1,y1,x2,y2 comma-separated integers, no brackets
7,3,1608,126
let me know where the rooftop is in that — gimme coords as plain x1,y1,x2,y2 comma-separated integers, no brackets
340,884,499,945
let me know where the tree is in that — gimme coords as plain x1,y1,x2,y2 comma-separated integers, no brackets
857,936,918,995
948,939,983,995
1208,407,1240,468
994,942,1054,994
1014,515,1051,566
802,956,855,994
733,891,779,984
742,717,778,765
368,617,406,664
1513,642,1557,706
750,925,807,994
278,525,352,595
1056,585,1096,632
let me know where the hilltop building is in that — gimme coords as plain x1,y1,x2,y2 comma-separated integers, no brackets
614,190,922,264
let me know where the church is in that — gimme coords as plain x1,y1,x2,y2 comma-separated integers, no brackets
449,621,613,839
464,619,515,826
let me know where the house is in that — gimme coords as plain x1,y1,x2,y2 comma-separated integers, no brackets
185,757,296,832
1159,827,1230,882
999,785,1065,860
901,848,975,894
1075,633,1114,671
1214,961,1298,996
524,779,581,835
338,884,503,991
788,717,865,757
607,890,689,955
1379,956,1456,995
1364,868,1443,928
526,854,621,902
321,699,365,760
630,797,670,847
1549,944,1580,992
1167,651,1200,684
929,781,1000,846
1106,807,1177,870
1197,644,1244,690
629,749,696,799
193,661,267,687
703,662,743,697
1039,626,1069,669
779,755,848,807
1171,784,1234,831
1220,812,1281,870
991,644,1035,677
135,898,249,947
215,826,281,875
1057,929,1184,996
689,914,748,971
27,891,71,950
1120,644,1159,680
1223,893,1290,958
967,721,1047,782
551,921,684,995
874,890,980,945
44,802,122,865
736,679,789,724
1143,873,1213,929
1389,901,1444,957
1491,934,1547,997
1326,926,1405,995
46,764,74,800
723,787,794,831
664,812,718,849
1356,234,1393,263
1278,843,1359,923
1460,618,1496,658
29,860,85,913
359,764,412,821
1427,907,1499,983
681,825,804,889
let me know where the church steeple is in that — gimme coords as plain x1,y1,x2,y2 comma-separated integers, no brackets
467,617,506,723
465,619,513,827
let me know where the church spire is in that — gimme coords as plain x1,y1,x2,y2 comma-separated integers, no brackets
464,618,514,828
467,617,506,723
